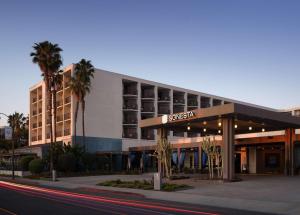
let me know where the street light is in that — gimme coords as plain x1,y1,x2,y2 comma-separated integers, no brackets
0,112,15,180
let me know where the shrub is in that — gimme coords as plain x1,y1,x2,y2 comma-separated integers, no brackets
57,153,77,172
82,153,97,171
19,156,35,171
29,158,44,174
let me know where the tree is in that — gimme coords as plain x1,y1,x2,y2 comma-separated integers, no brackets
70,59,94,149
30,41,63,177
8,112,27,179
155,137,172,178
51,70,63,147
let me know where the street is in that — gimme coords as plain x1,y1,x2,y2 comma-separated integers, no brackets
0,181,270,215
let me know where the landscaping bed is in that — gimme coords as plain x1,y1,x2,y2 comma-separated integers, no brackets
97,179,191,192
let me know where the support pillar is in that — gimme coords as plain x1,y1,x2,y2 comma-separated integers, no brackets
157,127,168,175
198,146,202,171
285,128,295,176
222,118,235,181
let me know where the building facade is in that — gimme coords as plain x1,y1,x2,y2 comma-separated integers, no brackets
29,65,300,174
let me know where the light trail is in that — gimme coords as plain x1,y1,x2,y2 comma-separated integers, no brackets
0,181,220,215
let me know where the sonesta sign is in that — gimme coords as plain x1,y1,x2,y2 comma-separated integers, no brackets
162,111,195,124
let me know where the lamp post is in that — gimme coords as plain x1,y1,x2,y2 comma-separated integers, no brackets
0,112,15,180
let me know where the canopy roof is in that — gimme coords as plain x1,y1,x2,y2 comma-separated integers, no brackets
140,103,300,134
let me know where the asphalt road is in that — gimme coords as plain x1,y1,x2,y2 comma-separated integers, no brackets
0,181,271,215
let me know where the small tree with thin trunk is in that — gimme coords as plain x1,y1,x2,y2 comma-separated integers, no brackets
154,137,172,178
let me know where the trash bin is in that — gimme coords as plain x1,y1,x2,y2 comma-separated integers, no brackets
154,172,162,190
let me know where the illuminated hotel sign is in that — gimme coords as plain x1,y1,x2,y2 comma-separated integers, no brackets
162,111,196,124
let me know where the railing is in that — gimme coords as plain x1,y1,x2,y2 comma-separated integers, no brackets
123,104,138,110
173,98,185,104
32,98,37,103
123,132,137,139
158,96,170,101
32,110,37,116
31,136,37,142
141,93,154,98
38,122,42,127
32,123,37,129
123,89,137,95
188,101,198,106
141,106,155,112
123,118,138,124
158,108,170,114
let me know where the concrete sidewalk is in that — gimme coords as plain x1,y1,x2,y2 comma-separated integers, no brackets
3,174,300,215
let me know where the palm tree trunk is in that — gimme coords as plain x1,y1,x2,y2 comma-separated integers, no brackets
46,85,54,173
81,99,86,151
74,100,79,146
53,89,57,147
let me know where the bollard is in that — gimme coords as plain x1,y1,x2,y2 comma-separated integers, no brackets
154,172,162,190
52,170,57,182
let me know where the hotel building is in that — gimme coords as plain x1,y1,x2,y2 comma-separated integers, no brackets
29,64,300,175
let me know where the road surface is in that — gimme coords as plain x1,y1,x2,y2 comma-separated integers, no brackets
0,181,270,215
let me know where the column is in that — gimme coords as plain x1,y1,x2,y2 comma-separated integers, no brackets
177,147,181,171
222,117,235,181
285,128,295,176
157,127,167,174
198,146,202,170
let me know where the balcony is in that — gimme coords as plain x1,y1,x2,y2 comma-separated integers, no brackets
38,108,42,114
173,98,185,104
141,129,155,140
201,96,211,108
123,117,137,124
56,131,63,137
213,99,222,106
123,80,138,96
141,105,155,113
56,100,63,107
64,129,70,136
38,122,42,127
47,119,51,125
32,123,37,129
38,135,42,140
32,110,37,116
56,115,63,122
158,88,170,101
173,106,184,113
38,94,42,101
32,98,37,103
46,133,50,139
141,84,155,99
64,112,71,120
158,96,170,101
123,126,138,139
31,136,37,142
123,103,138,110
65,96,71,104
158,107,170,115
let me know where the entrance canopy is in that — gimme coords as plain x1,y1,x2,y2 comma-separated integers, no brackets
140,103,300,135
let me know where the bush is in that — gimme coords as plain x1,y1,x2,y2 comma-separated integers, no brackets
29,158,44,174
19,156,35,171
57,153,76,172
82,153,97,171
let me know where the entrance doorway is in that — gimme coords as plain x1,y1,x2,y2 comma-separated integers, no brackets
235,153,241,173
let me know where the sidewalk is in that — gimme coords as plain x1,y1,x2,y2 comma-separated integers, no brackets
3,174,300,215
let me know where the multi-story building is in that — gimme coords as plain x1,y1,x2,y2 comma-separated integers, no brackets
29,64,300,174
29,64,275,149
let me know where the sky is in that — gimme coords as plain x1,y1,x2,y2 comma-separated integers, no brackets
0,0,300,125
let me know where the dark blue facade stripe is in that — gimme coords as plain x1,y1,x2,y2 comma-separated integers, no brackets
72,136,122,153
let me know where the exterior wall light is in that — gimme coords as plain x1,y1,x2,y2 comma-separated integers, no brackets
234,124,238,129
262,128,265,132
203,128,207,132
249,126,252,131
218,122,222,127
187,126,191,131
218,130,221,134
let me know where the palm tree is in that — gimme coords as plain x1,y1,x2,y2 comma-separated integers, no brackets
70,59,94,150
51,70,63,146
8,112,26,179
30,41,63,176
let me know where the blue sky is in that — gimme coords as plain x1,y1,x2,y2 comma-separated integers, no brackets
0,0,300,125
